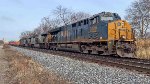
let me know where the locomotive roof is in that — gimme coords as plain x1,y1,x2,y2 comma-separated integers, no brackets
90,12,114,18
41,31,49,36
46,12,120,34
48,27,61,33
21,12,121,39
70,12,120,24
41,12,121,35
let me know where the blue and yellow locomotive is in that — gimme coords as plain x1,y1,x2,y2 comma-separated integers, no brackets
20,12,136,58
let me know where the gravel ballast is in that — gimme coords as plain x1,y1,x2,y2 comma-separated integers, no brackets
11,47,150,84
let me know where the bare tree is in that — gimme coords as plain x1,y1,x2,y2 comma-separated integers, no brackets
53,5,73,26
40,17,51,33
53,5,91,25
71,12,90,23
49,18,61,28
125,0,150,38
20,31,32,39
33,27,42,36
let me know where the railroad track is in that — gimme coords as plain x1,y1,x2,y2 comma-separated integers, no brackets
16,46,150,75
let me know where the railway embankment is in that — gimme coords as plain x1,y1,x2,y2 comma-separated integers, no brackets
11,46,150,84
0,45,8,84
0,45,70,84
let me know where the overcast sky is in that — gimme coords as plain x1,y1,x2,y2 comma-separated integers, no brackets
0,0,135,41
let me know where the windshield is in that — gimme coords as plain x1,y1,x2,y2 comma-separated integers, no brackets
101,17,113,21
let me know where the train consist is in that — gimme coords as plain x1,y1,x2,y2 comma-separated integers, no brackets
19,12,136,58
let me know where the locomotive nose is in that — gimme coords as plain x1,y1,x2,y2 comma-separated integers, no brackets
117,21,127,40
108,20,133,41
108,20,135,58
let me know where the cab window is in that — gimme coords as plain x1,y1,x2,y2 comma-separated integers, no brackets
90,16,99,25
84,19,89,25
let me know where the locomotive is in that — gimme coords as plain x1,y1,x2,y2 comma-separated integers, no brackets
20,12,136,58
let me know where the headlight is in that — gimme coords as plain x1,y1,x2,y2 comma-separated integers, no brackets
118,22,121,26
100,37,102,39
122,35,126,39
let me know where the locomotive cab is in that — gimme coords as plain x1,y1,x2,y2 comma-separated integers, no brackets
88,12,135,57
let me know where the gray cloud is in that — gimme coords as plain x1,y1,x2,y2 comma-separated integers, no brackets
0,16,15,22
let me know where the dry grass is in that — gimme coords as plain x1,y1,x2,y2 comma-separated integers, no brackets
3,46,71,84
135,39,150,60
2,44,10,49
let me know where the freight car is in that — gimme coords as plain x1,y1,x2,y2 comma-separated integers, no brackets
20,12,136,58
9,41,20,46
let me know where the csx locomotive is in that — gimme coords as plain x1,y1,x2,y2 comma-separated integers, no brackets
20,12,136,58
